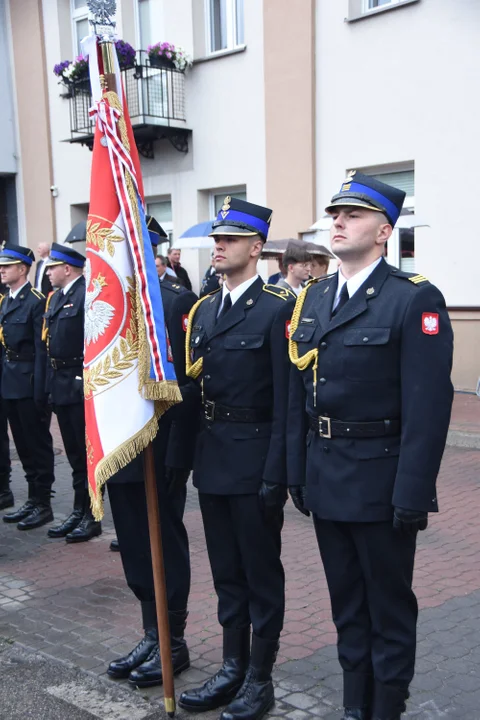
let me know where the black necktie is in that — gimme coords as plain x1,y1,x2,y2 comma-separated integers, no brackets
332,283,349,317
217,293,232,322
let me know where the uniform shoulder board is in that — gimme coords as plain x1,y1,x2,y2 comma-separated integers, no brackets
262,284,296,301
391,268,430,286
30,288,45,299
163,282,182,294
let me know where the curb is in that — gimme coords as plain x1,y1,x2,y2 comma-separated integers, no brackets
446,430,480,450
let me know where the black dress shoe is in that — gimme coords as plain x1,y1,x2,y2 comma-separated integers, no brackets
17,505,54,531
220,667,274,720
343,709,371,720
3,499,36,523
110,539,120,552
128,642,190,688
108,629,158,679
65,513,102,543
48,510,83,538
179,658,246,711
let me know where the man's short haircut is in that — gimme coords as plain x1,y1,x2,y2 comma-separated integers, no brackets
156,254,167,265
282,243,311,273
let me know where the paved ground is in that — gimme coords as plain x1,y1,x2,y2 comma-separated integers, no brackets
0,393,478,719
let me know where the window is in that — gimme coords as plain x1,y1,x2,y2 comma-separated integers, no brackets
364,0,400,9
211,189,247,217
206,0,244,54
137,0,153,50
147,200,173,257
370,169,415,272
71,1,89,56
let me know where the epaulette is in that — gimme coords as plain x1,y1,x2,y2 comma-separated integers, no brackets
184,288,221,380
30,288,45,300
262,284,296,301
163,282,183,294
391,268,430,286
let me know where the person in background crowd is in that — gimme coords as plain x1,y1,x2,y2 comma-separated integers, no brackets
167,247,192,291
106,216,198,689
35,242,53,295
0,244,55,531
155,255,173,283
308,247,334,278
200,251,222,297
179,198,295,720
267,255,285,285
287,171,454,720
44,244,101,543
276,242,311,296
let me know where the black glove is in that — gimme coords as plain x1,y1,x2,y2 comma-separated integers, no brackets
393,507,428,535
258,481,288,520
165,467,190,496
289,485,310,517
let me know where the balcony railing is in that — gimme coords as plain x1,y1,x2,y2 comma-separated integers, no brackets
66,51,191,156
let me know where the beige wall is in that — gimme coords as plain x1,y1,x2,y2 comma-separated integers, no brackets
449,311,480,393
10,0,55,249
263,0,315,240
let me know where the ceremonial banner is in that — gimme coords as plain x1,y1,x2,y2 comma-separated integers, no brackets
83,37,181,519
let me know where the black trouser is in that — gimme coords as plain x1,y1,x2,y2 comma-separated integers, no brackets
199,493,285,641
5,398,55,493
54,403,87,493
0,397,11,486
107,476,190,611
313,517,418,707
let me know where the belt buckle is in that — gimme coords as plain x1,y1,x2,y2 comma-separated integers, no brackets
204,400,215,422
318,416,331,439
51,358,57,370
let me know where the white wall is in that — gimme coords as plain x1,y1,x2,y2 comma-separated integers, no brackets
315,0,480,306
0,0,16,174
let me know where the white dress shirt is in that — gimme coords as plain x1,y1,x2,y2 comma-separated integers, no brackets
333,257,383,310
63,276,82,295
9,281,29,299
218,274,260,315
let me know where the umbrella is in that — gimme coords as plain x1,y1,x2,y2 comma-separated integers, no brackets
172,220,215,250
262,238,334,258
65,221,87,244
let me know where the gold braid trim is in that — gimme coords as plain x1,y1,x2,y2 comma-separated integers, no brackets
41,290,57,344
185,291,220,379
0,294,5,347
89,410,161,521
288,280,320,407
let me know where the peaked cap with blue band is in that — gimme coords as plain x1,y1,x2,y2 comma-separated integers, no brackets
325,171,406,226
0,243,35,266
46,242,85,268
146,214,168,247
210,197,272,242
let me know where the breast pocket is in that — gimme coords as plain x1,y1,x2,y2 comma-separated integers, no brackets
343,327,397,382
224,334,265,351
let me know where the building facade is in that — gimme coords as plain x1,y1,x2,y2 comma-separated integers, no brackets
2,0,478,390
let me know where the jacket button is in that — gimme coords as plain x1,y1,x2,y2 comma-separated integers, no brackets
241,341,246,346
299,333,304,339
363,337,369,342
206,347,211,352
385,448,390,453
320,342,327,349
204,374,211,380
319,377,326,385
323,446,330,453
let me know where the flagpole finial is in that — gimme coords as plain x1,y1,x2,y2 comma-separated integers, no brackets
87,0,116,37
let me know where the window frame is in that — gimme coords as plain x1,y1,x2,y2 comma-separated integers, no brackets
209,187,247,218
146,199,173,256
363,0,398,12
71,0,89,57
348,0,420,23
205,0,244,56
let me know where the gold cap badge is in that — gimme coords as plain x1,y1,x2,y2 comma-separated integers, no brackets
221,196,231,220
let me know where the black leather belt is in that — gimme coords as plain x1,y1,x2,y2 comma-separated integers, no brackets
50,357,83,370
204,399,272,423
308,415,400,439
5,349,34,362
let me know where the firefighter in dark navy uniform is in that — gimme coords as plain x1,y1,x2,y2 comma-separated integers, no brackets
42,243,101,543
106,216,198,688
0,243,55,530
179,199,295,720
287,172,454,720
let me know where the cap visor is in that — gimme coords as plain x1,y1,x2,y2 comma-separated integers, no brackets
45,260,65,267
0,258,23,265
209,225,259,238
